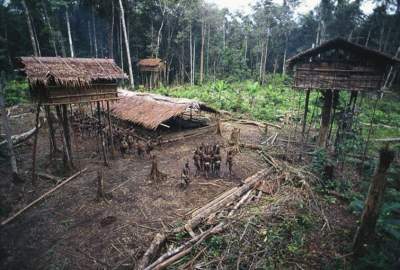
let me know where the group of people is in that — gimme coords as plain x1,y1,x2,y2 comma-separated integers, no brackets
115,128,154,158
181,143,234,187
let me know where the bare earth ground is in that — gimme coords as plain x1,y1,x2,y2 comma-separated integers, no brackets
0,107,266,270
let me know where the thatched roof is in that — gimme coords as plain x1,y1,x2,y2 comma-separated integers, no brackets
138,58,164,67
16,57,127,87
111,90,218,130
287,38,400,68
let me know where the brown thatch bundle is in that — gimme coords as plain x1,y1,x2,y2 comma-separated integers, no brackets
17,57,127,87
111,90,218,130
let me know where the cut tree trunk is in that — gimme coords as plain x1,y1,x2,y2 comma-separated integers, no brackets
185,168,272,232
353,148,395,257
137,233,167,270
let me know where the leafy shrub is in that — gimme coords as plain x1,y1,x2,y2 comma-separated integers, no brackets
3,80,29,106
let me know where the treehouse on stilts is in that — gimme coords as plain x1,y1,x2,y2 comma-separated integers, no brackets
138,58,166,89
17,57,127,180
286,38,399,148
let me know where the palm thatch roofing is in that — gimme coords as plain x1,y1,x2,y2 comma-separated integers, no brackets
111,89,218,130
287,38,400,68
16,57,127,87
138,58,165,72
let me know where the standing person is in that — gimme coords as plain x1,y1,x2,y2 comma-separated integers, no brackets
193,149,201,176
181,160,191,188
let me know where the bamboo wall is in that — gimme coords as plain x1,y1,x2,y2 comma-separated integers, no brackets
32,84,119,105
293,62,385,92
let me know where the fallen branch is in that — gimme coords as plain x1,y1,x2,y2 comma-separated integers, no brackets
1,168,88,226
145,222,226,270
185,168,272,232
0,122,43,147
137,233,167,270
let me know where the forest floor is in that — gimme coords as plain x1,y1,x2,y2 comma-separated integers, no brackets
0,104,269,270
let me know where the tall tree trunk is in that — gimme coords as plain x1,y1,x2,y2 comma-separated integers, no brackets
243,35,248,64
258,41,264,83
118,0,134,87
108,0,115,59
88,21,93,56
0,73,18,181
155,14,164,59
206,23,210,78
189,25,193,86
22,0,39,56
193,36,196,85
42,2,58,56
199,20,205,84
66,6,74,57
92,5,98,58
262,33,270,83
282,33,288,75
58,30,67,57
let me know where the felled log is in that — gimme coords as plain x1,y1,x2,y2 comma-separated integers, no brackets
240,143,263,150
0,122,43,147
185,168,272,232
137,233,167,270
144,222,226,270
1,168,88,226
37,172,61,184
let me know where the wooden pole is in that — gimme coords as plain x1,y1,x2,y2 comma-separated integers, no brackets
62,104,72,159
0,74,19,181
31,103,41,185
1,168,88,226
301,89,311,140
97,101,108,166
106,101,115,158
317,89,333,148
56,105,73,170
44,105,57,159
353,148,395,257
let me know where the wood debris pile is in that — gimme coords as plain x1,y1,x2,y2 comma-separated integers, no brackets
137,154,329,270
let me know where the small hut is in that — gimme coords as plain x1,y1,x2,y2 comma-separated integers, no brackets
138,58,166,89
286,38,399,147
17,56,127,172
110,90,218,139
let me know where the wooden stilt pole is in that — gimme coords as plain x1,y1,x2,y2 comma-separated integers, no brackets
61,104,73,162
97,101,108,166
31,103,41,185
106,101,115,158
301,89,311,140
45,105,57,159
56,105,73,171
318,89,333,148
353,147,395,257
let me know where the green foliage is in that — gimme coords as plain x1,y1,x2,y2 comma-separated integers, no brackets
3,80,29,106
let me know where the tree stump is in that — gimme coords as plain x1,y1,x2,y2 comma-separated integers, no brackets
353,147,395,257
97,169,105,200
149,155,167,183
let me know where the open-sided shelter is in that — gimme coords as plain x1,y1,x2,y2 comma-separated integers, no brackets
286,38,400,147
138,58,166,89
110,90,218,139
17,56,127,173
